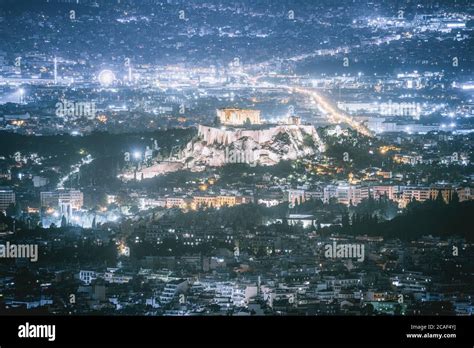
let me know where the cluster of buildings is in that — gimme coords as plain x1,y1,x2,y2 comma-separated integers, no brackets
133,194,253,211
0,189,15,211
2,180,472,228
288,184,473,208
0,0,472,319
3,229,468,316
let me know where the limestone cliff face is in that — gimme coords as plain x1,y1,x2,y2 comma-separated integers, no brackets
180,124,324,169
119,124,325,180
198,124,319,145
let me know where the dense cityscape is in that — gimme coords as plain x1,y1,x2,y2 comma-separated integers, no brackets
0,0,473,319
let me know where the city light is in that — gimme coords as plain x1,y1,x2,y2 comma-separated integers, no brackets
1,0,473,334
98,69,116,86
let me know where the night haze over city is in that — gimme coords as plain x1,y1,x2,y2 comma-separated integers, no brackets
0,0,473,345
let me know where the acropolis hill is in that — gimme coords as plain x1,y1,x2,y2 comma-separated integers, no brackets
119,111,325,180
182,113,324,169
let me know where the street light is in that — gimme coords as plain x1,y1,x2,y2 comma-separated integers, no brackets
18,88,25,103
133,151,142,160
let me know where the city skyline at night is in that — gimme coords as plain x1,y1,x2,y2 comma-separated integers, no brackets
0,0,473,345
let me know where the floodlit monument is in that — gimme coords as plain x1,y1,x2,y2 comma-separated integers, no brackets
216,108,261,125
